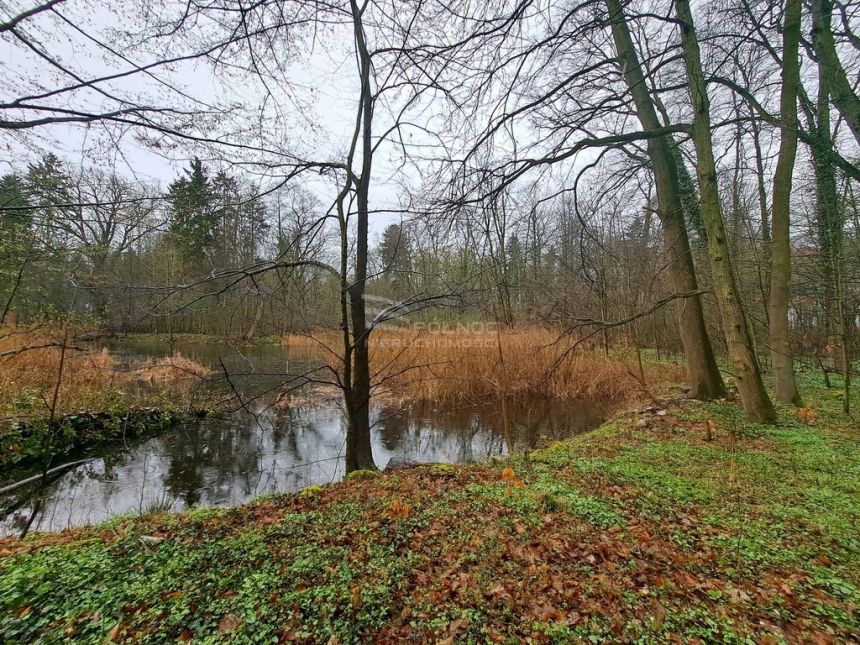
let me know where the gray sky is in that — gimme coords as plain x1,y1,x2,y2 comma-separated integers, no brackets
6,0,844,242
1,0,420,233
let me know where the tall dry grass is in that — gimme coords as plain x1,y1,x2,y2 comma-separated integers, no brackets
283,326,683,405
0,324,212,416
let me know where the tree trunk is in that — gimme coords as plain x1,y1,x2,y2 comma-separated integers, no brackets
751,116,771,325
768,0,802,404
605,0,725,400
345,0,376,473
674,0,776,422
245,297,264,340
806,44,848,407
810,0,860,148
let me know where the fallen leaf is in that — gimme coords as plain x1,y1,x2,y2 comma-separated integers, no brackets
218,613,242,633
813,554,832,566
105,624,121,642
445,617,470,639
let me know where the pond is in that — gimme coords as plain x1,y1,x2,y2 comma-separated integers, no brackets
1,338,608,535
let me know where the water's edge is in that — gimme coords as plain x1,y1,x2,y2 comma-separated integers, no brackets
0,340,611,535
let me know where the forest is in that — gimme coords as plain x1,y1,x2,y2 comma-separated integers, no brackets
0,0,858,642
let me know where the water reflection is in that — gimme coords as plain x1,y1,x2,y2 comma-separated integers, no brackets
0,340,606,535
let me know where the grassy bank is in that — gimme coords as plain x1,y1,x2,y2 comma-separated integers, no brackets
0,324,215,471
0,371,857,642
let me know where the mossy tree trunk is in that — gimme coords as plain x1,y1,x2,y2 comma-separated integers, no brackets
605,0,725,400
810,0,860,148
804,42,850,414
674,0,776,423
768,0,802,404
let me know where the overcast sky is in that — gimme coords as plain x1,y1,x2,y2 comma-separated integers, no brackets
1,0,426,234
6,0,845,244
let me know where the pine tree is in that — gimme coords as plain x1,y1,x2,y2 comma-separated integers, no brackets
167,158,218,265
378,223,413,299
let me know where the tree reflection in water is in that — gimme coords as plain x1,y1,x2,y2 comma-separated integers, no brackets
0,340,608,535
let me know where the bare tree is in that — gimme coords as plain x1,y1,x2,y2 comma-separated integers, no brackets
605,0,725,399
768,0,802,404
674,0,775,422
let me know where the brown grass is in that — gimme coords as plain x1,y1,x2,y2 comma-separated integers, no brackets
134,354,213,384
283,326,684,405
281,330,342,355
0,324,212,416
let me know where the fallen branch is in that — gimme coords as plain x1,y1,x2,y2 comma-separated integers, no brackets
0,458,94,496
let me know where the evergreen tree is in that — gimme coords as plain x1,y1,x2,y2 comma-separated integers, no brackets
0,174,32,321
238,185,269,264
167,158,218,264
378,223,413,299
25,154,71,250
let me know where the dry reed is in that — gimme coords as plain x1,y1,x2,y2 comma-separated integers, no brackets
134,354,213,384
283,326,683,405
0,324,212,415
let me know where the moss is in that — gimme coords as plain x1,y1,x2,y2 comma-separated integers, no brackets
344,469,381,481
298,485,325,500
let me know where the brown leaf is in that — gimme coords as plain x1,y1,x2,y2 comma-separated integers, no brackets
652,600,667,627
105,623,121,642
533,602,563,622
390,500,412,520
447,617,470,638
218,613,242,633
488,585,511,600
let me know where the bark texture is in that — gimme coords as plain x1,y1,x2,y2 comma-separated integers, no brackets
810,0,860,148
768,0,802,404
605,0,725,400
674,0,776,422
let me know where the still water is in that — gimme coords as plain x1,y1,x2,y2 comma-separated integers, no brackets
1,339,606,534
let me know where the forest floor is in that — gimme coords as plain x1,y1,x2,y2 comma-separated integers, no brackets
0,371,858,643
